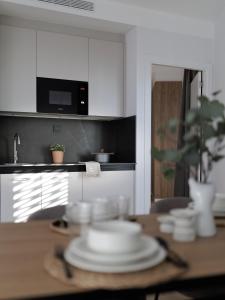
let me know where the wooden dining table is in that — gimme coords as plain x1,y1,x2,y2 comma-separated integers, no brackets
0,214,225,300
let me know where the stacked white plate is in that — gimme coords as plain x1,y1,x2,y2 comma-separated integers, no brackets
64,221,166,273
213,193,225,217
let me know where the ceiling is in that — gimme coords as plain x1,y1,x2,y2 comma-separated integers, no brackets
0,0,221,36
109,0,225,21
0,1,131,34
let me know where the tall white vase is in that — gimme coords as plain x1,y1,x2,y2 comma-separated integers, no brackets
188,178,216,237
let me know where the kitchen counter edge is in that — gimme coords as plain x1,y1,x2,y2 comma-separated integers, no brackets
0,163,136,174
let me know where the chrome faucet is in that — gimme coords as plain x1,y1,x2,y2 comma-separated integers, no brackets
13,133,20,164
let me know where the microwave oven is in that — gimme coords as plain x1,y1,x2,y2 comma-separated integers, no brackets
37,77,88,115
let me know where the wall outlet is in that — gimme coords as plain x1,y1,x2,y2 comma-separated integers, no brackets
52,124,61,134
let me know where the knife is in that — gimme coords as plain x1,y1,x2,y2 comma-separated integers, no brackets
54,245,73,279
155,236,189,269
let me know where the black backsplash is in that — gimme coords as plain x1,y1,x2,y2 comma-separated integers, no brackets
0,116,135,164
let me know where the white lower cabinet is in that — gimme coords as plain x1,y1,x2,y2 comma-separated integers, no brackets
1,173,42,223
0,172,82,222
82,171,135,214
41,172,82,208
67,172,83,203
0,170,134,222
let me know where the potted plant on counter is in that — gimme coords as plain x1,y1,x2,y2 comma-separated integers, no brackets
50,144,65,164
152,92,225,237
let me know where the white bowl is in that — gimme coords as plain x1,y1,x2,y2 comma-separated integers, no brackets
66,201,92,224
213,193,225,212
87,220,142,254
157,215,174,233
170,208,198,219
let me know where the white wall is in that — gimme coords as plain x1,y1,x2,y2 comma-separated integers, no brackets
126,27,214,214
213,7,225,193
138,27,213,65
0,15,124,43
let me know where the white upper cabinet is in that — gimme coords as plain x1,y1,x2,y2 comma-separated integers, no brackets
37,31,88,81
0,25,36,112
89,39,124,117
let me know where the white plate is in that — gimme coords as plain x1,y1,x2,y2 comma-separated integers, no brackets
62,211,118,223
65,246,166,273
66,236,160,264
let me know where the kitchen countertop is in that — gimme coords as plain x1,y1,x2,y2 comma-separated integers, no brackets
0,162,136,174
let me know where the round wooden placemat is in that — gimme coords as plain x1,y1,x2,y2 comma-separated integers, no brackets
44,250,186,290
49,220,81,236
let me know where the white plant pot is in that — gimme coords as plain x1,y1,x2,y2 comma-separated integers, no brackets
188,178,216,237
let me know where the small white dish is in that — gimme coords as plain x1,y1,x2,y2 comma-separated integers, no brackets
170,208,198,242
157,215,174,233
213,193,225,212
170,208,198,219
67,235,160,264
65,246,166,273
87,220,142,254
173,226,196,242
170,208,198,227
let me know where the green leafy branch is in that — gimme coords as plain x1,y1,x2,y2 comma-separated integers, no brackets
49,144,65,152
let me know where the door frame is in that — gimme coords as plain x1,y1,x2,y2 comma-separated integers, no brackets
137,54,213,214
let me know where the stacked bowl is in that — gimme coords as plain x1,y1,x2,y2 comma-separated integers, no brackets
65,198,118,224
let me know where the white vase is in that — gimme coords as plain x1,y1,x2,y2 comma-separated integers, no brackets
188,178,216,237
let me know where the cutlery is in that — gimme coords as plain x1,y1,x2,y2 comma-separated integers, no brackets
54,245,73,279
155,236,189,269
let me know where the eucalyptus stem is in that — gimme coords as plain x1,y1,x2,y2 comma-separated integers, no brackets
152,93,225,184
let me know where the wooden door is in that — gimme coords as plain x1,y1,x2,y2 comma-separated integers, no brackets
152,81,182,200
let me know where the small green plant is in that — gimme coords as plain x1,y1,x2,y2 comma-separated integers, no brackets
49,144,65,152
152,91,225,183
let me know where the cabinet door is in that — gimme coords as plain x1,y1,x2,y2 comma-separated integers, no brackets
37,31,88,81
68,172,83,204
0,25,36,112
41,172,82,209
41,172,69,209
0,174,42,223
82,171,134,213
89,39,124,117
